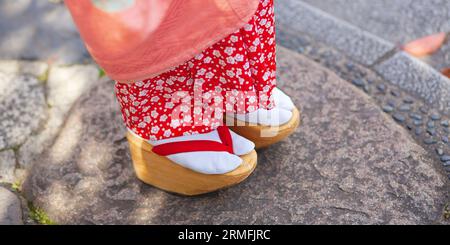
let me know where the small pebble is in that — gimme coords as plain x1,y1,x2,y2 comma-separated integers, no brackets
387,100,397,107
436,148,444,156
415,128,423,136
443,136,449,143
403,97,414,104
346,63,355,70
431,113,441,121
363,85,370,93
367,79,374,84
419,106,428,114
427,121,435,128
441,120,449,127
391,90,400,97
382,105,394,113
399,104,411,112
377,84,386,92
393,113,405,123
406,124,413,130
410,113,422,121
441,155,450,162
427,128,436,136
424,138,437,145
357,70,367,77
352,79,365,87
444,161,450,167
444,128,450,134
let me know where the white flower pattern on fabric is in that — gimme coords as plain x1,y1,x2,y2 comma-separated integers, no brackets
115,0,277,140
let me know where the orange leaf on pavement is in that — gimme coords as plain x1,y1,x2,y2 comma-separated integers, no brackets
442,68,450,79
402,33,447,57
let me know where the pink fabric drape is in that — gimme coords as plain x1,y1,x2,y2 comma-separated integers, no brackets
65,0,259,83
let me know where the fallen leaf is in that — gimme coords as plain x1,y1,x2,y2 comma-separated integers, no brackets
442,68,450,79
402,32,447,57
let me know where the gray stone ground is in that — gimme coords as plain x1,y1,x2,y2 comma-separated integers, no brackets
0,72,47,150
374,52,450,113
0,60,98,184
301,0,450,71
0,186,22,225
276,25,450,181
22,48,450,224
0,151,16,184
0,0,449,224
276,1,450,116
0,0,89,64
277,0,450,116
277,0,394,67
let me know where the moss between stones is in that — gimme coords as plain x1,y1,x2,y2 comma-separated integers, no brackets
37,68,50,83
11,181,21,193
98,68,106,78
28,202,57,225
444,203,450,220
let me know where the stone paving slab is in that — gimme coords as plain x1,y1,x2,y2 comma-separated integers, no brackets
426,40,450,72
0,186,22,225
276,0,394,66
0,72,47,149
375,52,450,115
0,0,89,64
276,0,450,119
17,64,99,170
0,61,98,190
0,60,48,79
23,47,450,224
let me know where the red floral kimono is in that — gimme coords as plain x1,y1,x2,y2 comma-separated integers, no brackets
67,0,277,141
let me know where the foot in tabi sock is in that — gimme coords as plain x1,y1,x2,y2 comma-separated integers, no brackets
273,87,296,112
227,88,297,126
129,127,255,174
126,126,257,195
227,87,301,149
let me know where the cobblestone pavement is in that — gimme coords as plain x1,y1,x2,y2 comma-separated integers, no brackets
300,0,450,72
277,0,450,182
0,0,88,64
0,0,449,224
277,28,450,181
